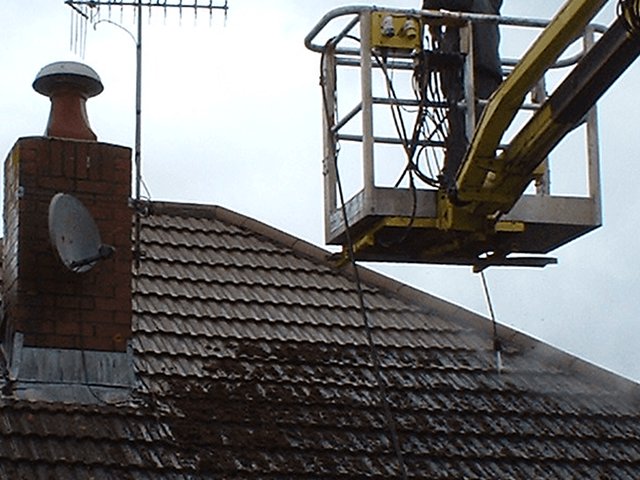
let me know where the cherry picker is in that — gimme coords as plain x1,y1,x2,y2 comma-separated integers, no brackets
305,0,640,271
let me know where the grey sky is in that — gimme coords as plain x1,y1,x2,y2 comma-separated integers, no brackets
1,1,639,381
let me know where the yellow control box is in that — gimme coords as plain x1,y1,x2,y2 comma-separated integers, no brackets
371,12,422,50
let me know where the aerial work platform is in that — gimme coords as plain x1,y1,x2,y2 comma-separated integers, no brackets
306,3,639,270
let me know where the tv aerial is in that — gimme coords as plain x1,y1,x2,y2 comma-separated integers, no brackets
64,0,230,268
48,193,115,273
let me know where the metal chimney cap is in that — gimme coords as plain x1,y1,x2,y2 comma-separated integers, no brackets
33,61,104,98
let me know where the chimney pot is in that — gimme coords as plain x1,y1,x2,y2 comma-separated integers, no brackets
33,61,104,141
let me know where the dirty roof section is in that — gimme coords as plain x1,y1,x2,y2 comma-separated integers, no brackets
2,201,640,478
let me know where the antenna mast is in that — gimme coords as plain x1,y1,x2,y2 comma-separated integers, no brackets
64,0,229,267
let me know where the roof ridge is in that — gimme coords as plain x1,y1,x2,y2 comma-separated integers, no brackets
147,201,640,395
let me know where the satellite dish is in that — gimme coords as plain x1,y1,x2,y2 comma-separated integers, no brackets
48,193,115,273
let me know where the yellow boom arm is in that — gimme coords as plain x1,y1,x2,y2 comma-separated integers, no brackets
452,0,609,213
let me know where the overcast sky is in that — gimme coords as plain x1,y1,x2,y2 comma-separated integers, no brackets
1,1,640,382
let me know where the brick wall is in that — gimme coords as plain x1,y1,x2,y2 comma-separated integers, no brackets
2,136,132,352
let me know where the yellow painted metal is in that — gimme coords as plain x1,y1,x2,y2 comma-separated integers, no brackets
342,216,439,258
332,230,374,269
315,2,615,266
352,231,376,253
437,195,525,233
351,216,439,253
417,232,488,259
432,0,609,233
495,221,525,233
437,191,487,232
485,14,640,215
371,11,422,50
436,105,551,223
351,203,521,235
334,215,428,266
377,216,438,229
339,213,524,262
532,162,547,183
455,0,608,206
487,103,561,213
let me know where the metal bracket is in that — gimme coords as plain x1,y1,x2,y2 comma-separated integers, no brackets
473,255,558,273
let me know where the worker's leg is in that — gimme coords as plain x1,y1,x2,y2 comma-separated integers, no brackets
440,65,467,188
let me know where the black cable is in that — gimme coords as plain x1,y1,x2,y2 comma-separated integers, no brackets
133,180,152,271
385,51,447,188
375,52,442,186
619,0,640,35
335,160,410,480
141,177,153,201
380,169,419,248
427,62,450,143
372,55,432,247
320,39,409,480
374,53,415,155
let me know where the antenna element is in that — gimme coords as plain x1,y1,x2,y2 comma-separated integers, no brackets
64,0,230,268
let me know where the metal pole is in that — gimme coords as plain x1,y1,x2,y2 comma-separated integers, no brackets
133,0,143,269
359,11,374,202
135,0,142,204
66,0,230,270
461,22,476,137
584,25,602,224
321,46,339,242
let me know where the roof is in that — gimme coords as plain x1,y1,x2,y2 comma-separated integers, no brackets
1,201,640,478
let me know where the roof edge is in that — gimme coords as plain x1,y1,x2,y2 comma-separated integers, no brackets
147,201,640,394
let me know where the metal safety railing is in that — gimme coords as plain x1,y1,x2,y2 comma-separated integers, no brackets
306,7,606,267
306,7,603,221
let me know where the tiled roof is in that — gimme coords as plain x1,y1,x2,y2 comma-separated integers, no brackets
2,201,640,478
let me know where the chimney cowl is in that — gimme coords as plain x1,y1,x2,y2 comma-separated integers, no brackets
33,61,103,98
33,61,103,141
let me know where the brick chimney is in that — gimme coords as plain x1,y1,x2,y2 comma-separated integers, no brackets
1,62,134,402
